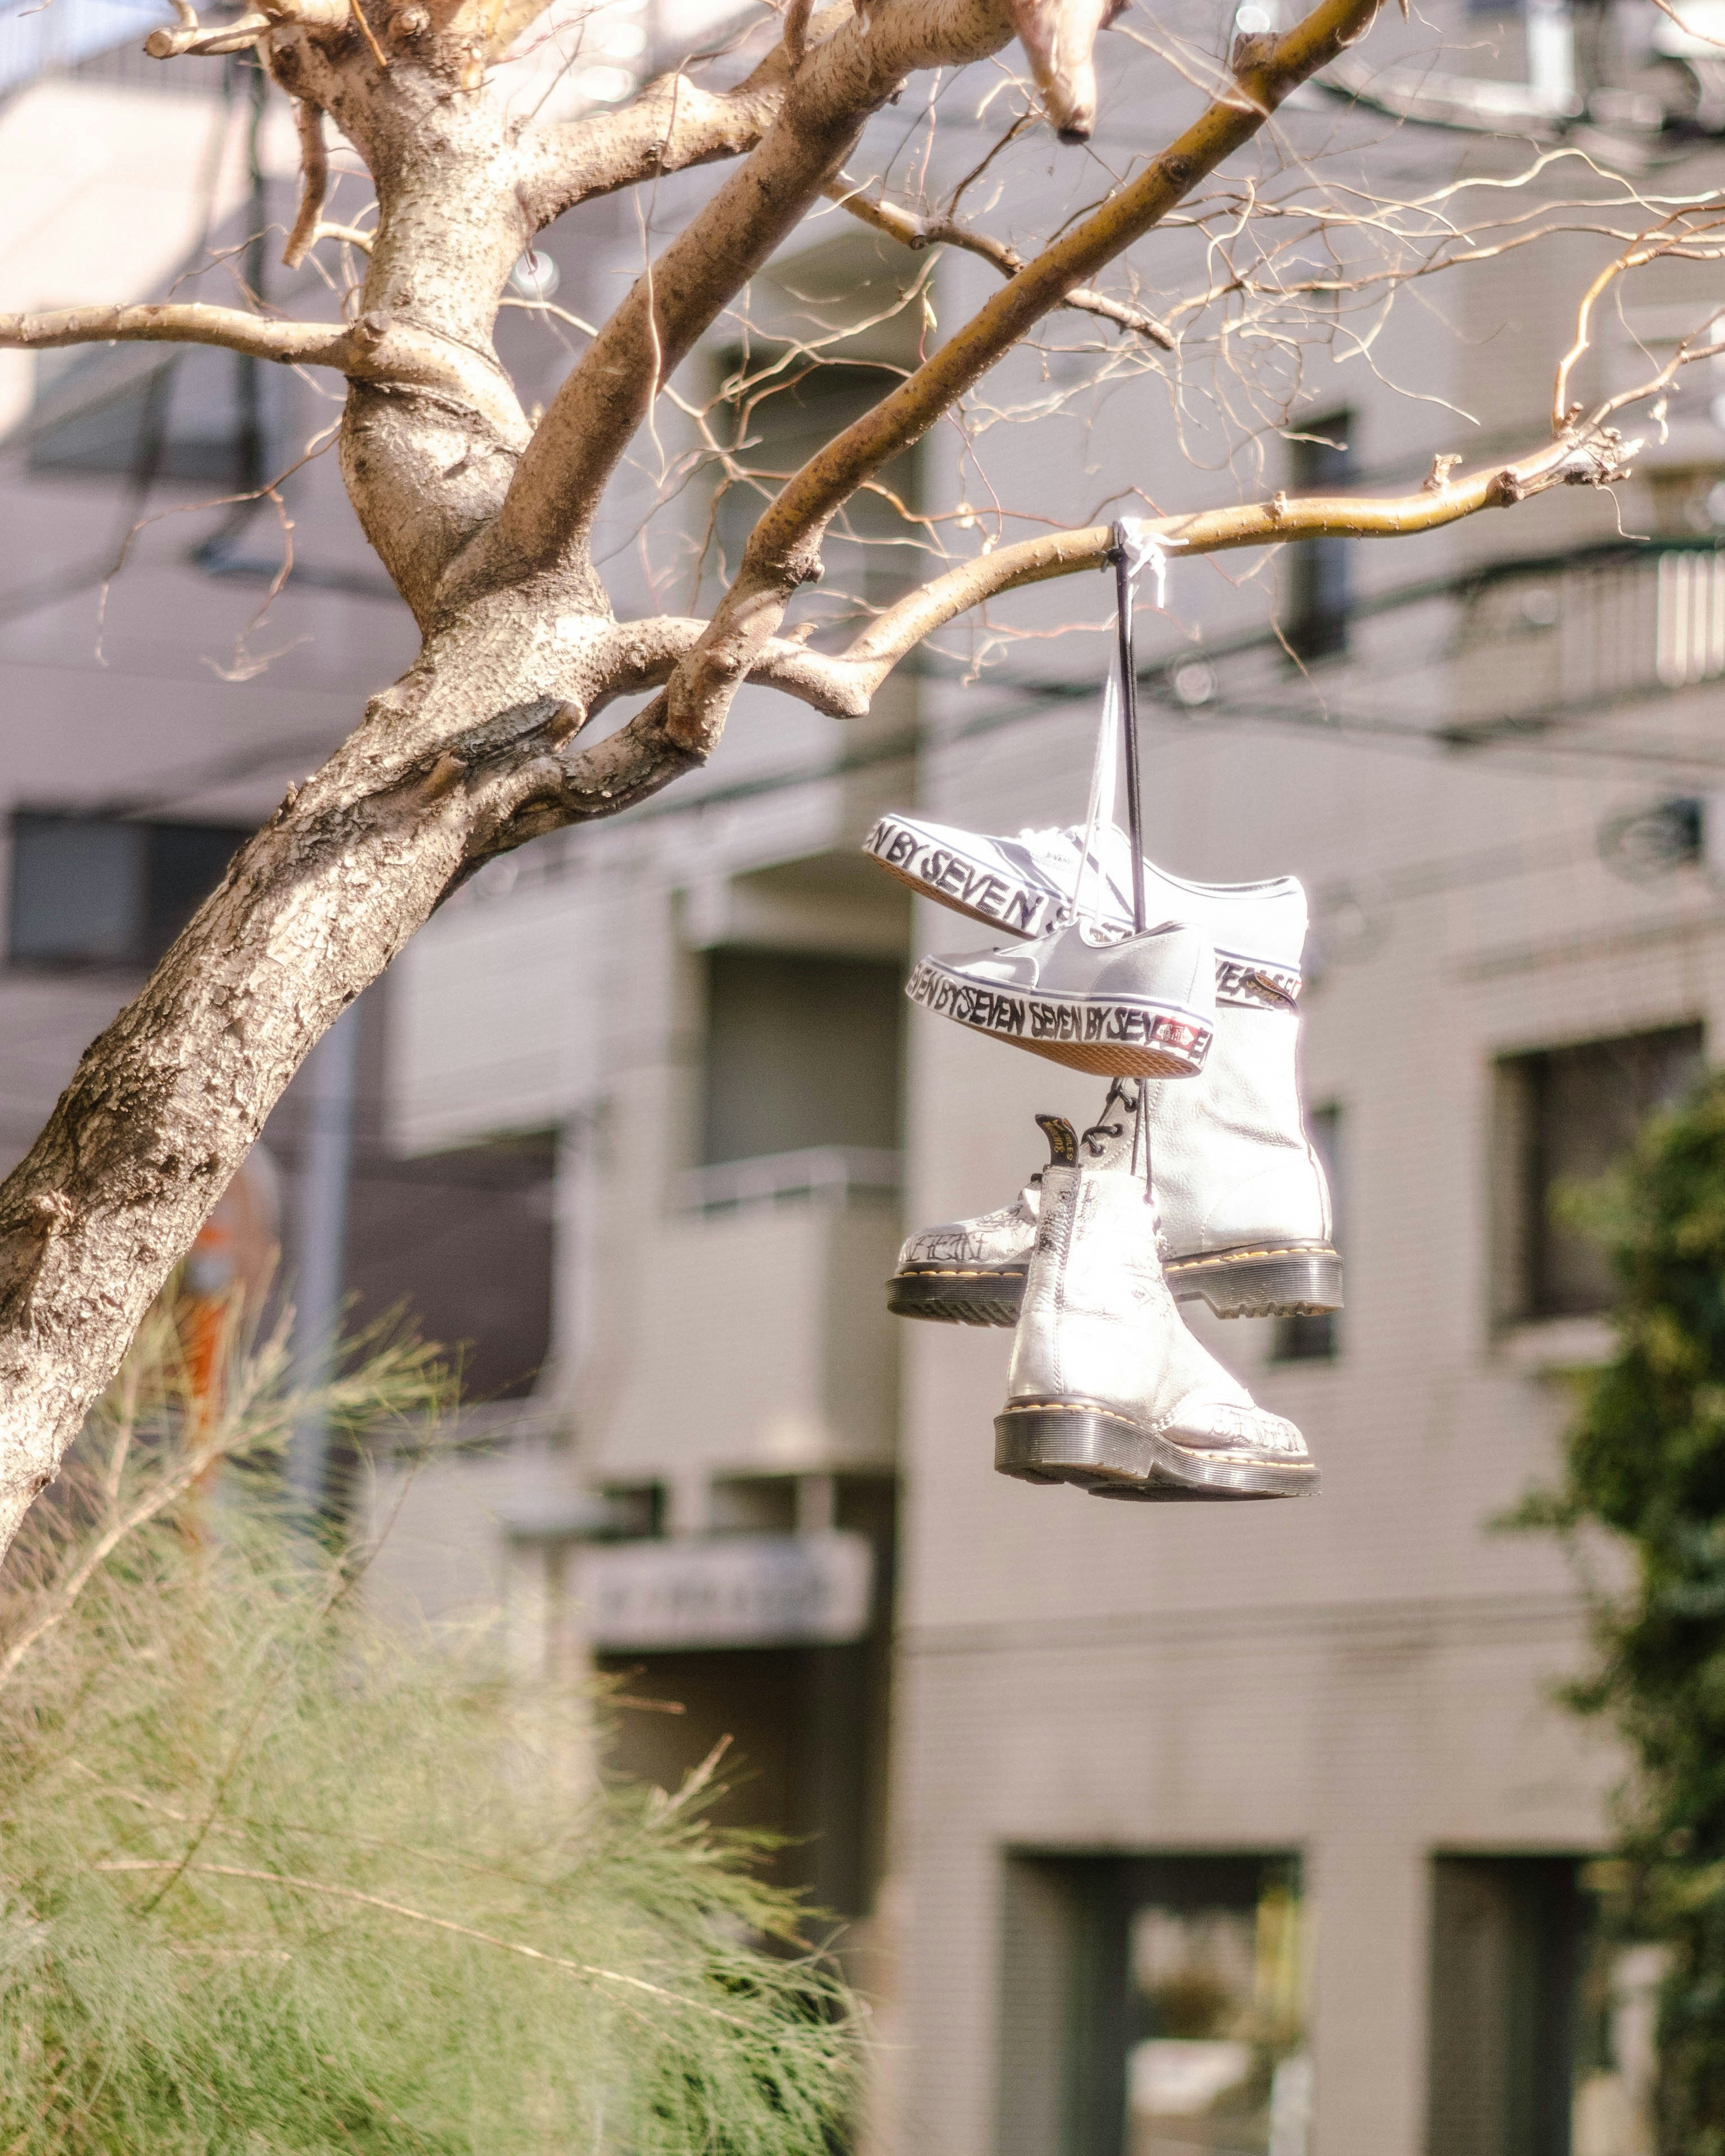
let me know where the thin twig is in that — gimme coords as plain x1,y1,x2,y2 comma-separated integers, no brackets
96,1860,752,2023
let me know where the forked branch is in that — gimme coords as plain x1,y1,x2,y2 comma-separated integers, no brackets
517,4,854,228
824,175,1174,348
457,0,1019,597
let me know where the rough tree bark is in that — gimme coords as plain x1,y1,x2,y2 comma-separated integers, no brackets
0,0,1684,1551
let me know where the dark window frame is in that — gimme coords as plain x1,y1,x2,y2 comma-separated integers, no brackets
1425,1853,1592,2156
1283,412,1354,662
699,943,906,1169
6,812,253,973
1492,1023,1704,1325
997,1848,1307,2156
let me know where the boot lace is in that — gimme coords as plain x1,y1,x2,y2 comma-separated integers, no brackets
1079,1078,1154,1197
1079,1079,1140,1158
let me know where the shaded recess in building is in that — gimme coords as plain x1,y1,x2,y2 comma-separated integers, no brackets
341,1131,558,1404
999,1851,1307,2156
593,1475,897,1923
1493,1021,1704,1322
1283,411,1354,662
270,985,559,1405
700,946,905,1166
7,812,252,970
1426,1855,1588,2156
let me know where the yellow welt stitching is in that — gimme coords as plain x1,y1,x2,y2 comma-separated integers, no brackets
1002,1401,1141,1431
898,1267,1027,1280
1164,1244,1337,1272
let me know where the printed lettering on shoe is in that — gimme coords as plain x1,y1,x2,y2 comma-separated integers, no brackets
865,813,1305,1007
905,919,1217,1082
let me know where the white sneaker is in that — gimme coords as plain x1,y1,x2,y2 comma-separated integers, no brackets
866,812,1301,1009
994,1119,1318,1502
906,919,1216,1080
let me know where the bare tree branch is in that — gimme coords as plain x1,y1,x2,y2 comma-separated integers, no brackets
460,0,1021,601
824,173,1174,348
578,423,1639,732
660,0,1386,757
0,304,527,445
283,100,332,269
516,6,854,230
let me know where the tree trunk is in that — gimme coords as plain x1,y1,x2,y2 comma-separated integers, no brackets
0,680,482,1545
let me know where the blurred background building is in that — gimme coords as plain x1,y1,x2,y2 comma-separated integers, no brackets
6,0,1725,2151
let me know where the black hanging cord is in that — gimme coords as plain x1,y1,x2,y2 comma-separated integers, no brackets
1109,522,1148,933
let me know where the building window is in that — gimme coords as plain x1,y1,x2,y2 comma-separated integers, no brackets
700,947,904,1168
341,1131,558,1403
1493,1025,1703,1323
1424,1856,1663,2156
710,358,922,627
999,1852,1309,2156
1274,1104,1340,1363
7,813,251,970
1283,414,1353,661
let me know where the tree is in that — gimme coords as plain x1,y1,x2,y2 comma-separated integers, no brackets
1519,1073,1725,2155
0,0,1715,1546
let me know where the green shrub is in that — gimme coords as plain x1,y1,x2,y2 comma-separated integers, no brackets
1518,1071,1725,2155
0,1306,858,2154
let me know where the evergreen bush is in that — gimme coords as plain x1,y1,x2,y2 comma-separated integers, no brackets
1518,1070,1725,2155
0,1305,858,2154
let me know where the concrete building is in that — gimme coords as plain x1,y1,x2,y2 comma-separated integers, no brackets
9,1,1725,2152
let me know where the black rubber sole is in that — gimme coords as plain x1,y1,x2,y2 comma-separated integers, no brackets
1165,1244,1344,1320
995,1400,1318,1502
888,1245,1342,1327
886,1265,1027,1326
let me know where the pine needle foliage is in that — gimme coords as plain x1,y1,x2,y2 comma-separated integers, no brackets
0,1304,859,2155
1513,1070,1725,2155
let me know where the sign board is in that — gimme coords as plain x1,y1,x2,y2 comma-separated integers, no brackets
573,1532,875,1652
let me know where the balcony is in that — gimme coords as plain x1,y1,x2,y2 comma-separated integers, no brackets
1447,544,1725,737
598,1162,904,1480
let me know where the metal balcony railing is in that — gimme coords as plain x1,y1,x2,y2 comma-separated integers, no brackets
1656,548,1725,687
676,1145,904,1215
1557,547,1725,699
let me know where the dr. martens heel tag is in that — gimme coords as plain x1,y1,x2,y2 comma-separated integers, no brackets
1036,1115,1079,1167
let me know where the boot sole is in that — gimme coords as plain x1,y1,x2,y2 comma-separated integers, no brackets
1165,1243,1344,1320
887,1244,1342,1326
885,1264,1026,1327
995,1399,1318,1501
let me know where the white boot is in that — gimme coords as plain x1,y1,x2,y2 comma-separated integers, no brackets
906,918,1216,1080
887,1177,1041,1325
995,1119,1317,1502
889,1064,1338,1324
1146,1003,1337,1316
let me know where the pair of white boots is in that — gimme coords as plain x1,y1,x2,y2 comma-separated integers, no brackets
867,813,1339,1502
